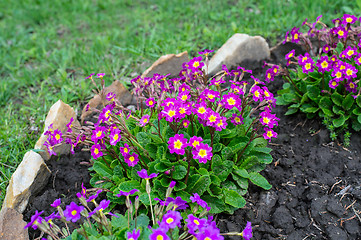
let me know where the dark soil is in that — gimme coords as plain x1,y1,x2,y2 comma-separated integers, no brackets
24,42,361,240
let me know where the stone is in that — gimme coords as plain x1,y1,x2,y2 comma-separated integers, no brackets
206,33,270,76
141,51,189,78
34,99,80,160
80,80,134,123
3,151,51,213
0,207,29,240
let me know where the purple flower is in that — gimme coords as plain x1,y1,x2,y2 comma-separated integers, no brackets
221,92,240,110
316,56,331,73
250,85,264,102
91,126,107,143
342,14,358,25
86,189,102,202
124,152,139,167
97,73,105,78
285,49,295,60
127,229,140,240
51,198,61,208
137,169,159,180
116,189,139,197
322,44,331,53
231,113,244,126
259,108,279,129
190,193,211,211
185,214,207,235
146,97,157,108
45,212,61,227
196,227,224,240
106,92,116,102
242,222,253,240
215,116,228,131
169,181,176,188
182,119,190,128
76,183,87,199
346,80,358,94
149,228,170,240
109,128,121,146
189,136,203,149
66,117,74,133
192,143,213,164
120,143,130,156
263,128,278,142
192,103,208,119
91,144,103,159
63,202,84,223
24,210,44,230
205,109,220,127
161,104,178,122
333,26,348,39
301,59,315,74
198,49,214,57
139,114,150,127
160,210,182,230
165,196,188,210
188,56,204,71
168,134,188,155
88,199,110,217
328,79,339,89
85,73,95,79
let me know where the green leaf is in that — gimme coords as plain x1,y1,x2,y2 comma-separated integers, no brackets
239,155,258,169
213,143,224,153
358,115,361,124
117,180,141,192
221,147,233,160
352,119,361,131
137,132,151,145
138,192,158,205
356,96,361,108
211,158,234,181
332,114,346,128
303,107,319,113
333,105,344,115
231,173,249,189
342,93,354,110
335,42,344,53
147,133,163,144
210,173,221,186
352,108,361,115
174,181,187,191
173,165,187,180
283,93,298,103
145,143,158,159
307,85,320,101
248,172,272,190
202,195,227,214
208,184,223,198
285,107,298,115
233,168,249,178
331,92,343,106
223,189,246,208
93,161,113,179
319,97,334,116
189,175,211,195
154,162,168,172
275,96,288,105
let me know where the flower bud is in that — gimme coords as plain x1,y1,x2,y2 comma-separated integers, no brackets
164,170,170,175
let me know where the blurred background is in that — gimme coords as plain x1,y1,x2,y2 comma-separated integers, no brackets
0,0,359,207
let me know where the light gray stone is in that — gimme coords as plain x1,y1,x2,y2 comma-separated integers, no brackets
207,33,270,76
0,207,29,240
2,150,51,213
141,51,189,78
34,99,80,160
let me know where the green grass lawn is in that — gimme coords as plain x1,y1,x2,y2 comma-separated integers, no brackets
0,0,359,208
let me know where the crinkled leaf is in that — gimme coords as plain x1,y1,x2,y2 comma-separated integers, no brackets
202,195,227,214
358,115,361,124
173,165,187,180
283,93,298,103
223,189,246,208
212,158,234,181
248,172,272,190
93,161,113,179
221,147,233,160
303,107,319,113
231,173,249,189
307,85,320,101
189,175,211,195
352,119,361,131
137,132,151,145
233,168,249,178
356,96,361,108
239,155,258,169
331,92,343,106
174,181,187,191
285,107,298,115
213,143,224,153
208,184,223,198
342,93,354,110
138,192,159,206
352,108,361,115
332,114,346,128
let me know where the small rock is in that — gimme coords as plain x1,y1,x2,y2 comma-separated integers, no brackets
326,198,345,218
272,206,293,231
325,225,348,240
0,207,29,240
34,100,80,160
141,51,189,78
80,80,134,123
207,33,270,76
3,151,51,213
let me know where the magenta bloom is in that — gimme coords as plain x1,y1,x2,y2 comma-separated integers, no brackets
188,56,204,71
205,109,220,127
178,91,191,102
88,199,110,217
137,169,158,180
120,143,130,156
116,189,139,197
242,222,253,240
285,49,295,60
322,44,331,53
196,227,224,240
215,116,228,131
301,59,315,74
146,97,157,108
263,128,278,142
91,126,107,143
198,49,214,57
259,109,279,128
221,93,240,110
165,196,189,210
355,53,361,65
192,103,208,120
344,64,358,80
24,210,44,230
186,214,207,235
168,134,188,155
182,119,190,128
139,114,150,127
290,27,300,43
127,229,140,240
346,80,358,94
99,104,114,122
150,228,170,240
63,202,84,223
231,113,244,125
86,189,102,203
51,198,61,208
250,85,264,102
109,128,121,146
124,152,139,167
160,210,182,230
333,26,348,39
161,104,178,122
97,73,105,78
190,193,210,211
66,117,74,133
192,143,213,163
91,144,103,159
342,14,358,25
202,89,220,102
329,79,339,89
85,73,95,79
298,52,311,66
189,136,203,149
76,183,87,199
316,56,331,73
106,92,116,101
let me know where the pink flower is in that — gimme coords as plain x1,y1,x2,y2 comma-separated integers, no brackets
263,128,278,142
168,134,188,155
189,136,203,149
221,92,240,110
91,144,103,159
146,97,156,108
139,114,150,127
124,153,139,167
109,129,121,146
192,143,213,163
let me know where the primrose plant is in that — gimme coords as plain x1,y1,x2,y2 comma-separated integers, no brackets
45,50,278,214
25,176,253,240
273,14,361,145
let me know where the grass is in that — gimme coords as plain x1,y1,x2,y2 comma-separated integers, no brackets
0,0,359,209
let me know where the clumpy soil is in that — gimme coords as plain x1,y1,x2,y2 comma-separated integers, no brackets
24,42,361,239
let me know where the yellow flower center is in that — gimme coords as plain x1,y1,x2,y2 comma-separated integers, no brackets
305,63,311,70
194,220,200,225
129,238,134,240
294,33,299,39
267,73,271,79
336,72,342,78
71,210,77,216
129,156,135,162
217,119,223,127
149,100,153,105
340,65,346,70
302,56,307,62
267,131,273,137
105,110,111,118
332,81,337,86
94,148,99,155
235,117,240,123
113,134,119,141
350,83,355,88
192,141,199,148
179,108,186,114
168,110,176,117
166,217,174,224
143,118,148,123
174,140,182,149
273,68,278,74
182,87,185,91
124,148,128,153
205,238,212,240
347,50,354,56
208,94,215,99
157,236,163,240
96,131,102,137
198,107,206,114
254,91,260,97
346,69,353,76
55,134,60,140
346,17,352,23
263,117,270,124
321,61,328,68
181,95,188,101
227,98,236,105
209,115,216,122
193,61,200,68
338,30,344,36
